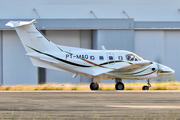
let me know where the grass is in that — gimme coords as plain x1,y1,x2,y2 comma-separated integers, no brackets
0,82,180,90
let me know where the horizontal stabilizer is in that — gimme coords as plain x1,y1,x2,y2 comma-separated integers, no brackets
29,57,68,72
5,19,36,28
39,58,59,64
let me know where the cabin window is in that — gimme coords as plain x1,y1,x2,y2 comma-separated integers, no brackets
109,56,113,60
99,56,104,60
90,56,95,60
126,54,135,61
135,58,138,61
118,56,123,60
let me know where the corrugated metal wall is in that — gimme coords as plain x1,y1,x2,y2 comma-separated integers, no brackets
93,30,134,51
1,0,180,21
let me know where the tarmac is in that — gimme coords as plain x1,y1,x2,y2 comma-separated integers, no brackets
0,91,180,120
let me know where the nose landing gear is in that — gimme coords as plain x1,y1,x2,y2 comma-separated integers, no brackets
142,79,151,90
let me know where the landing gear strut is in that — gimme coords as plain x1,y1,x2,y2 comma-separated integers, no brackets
142,79,151,90
90,82,99,90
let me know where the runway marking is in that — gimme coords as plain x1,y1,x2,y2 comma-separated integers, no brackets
107,105,180,109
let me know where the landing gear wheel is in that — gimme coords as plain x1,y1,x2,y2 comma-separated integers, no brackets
90,82,99,90
142,86,149,90
115,82,124,90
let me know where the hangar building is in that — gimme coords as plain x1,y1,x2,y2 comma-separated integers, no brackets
0,0,180,85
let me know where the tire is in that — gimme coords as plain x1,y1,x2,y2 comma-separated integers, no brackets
142,86,149,90
90,82,99,90
115,82,124,90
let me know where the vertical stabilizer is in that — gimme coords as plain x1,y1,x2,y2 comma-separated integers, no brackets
6,20,57,53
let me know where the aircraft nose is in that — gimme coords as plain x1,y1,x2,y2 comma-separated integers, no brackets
157,64,175,77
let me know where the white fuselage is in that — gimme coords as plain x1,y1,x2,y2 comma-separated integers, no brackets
28,45,174,80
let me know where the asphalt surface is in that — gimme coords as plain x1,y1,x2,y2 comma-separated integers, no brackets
0,91,180,120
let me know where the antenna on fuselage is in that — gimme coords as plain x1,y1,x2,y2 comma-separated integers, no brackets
101,45,106,51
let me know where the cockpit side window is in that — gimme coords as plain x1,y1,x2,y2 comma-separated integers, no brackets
126,54,135,61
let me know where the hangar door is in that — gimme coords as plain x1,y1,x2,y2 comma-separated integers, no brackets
134,31,164,63
164,31,180,81
2,30,37,85
134,30,179,81
46,30,92,84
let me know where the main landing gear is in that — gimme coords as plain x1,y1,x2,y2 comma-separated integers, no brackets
115,82,124,90
90,78,124,90
89,78,125,90
89,81,125,90
90,82,99,90
142,79,151,90
115,78,124,90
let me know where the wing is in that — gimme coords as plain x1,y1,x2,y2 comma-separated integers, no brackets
79,60,153,77
114,60,153,72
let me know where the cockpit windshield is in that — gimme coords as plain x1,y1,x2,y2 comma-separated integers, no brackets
126,54,144,61
134,54,144,61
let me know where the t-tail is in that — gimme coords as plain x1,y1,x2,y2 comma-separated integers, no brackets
5,19,57,53
5,19,61,69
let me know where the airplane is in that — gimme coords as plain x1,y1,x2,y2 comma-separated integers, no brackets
5,19,175,90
